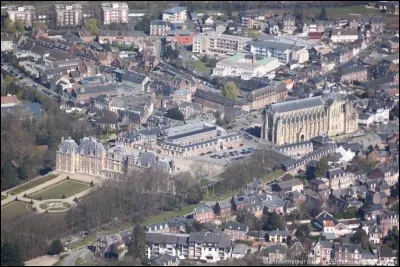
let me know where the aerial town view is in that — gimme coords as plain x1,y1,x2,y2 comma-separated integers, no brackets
0,1,399,266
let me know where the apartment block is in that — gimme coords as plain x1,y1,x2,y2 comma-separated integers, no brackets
162,6,187,23
193,32,252,57
55,4,83,26
249,41,309,64
6,5,35,27
146,232,232,263
101,2,129,25
150,20,171,36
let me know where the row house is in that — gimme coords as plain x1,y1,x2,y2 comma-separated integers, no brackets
331,28,359,43
145,232,232,263
377,213,399,236
193,204,215,224
326,168,356,190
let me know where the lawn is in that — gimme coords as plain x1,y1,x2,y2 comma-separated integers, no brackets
263,169,285,183
306,5,382,17
1,195,7,200
9,174,59,195
75,257,86,266
187,60,212,74
140,203,201,226
1,201,31,219
28,180,90,200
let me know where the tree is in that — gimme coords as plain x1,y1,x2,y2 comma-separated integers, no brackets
319,7,328,20
2,160,19,189
351,229,369,250
129,224,147,264
165,108,184,121
186,184,202,204
222,81,238,100
84,19,99,35
18,163,28,180
14,20,25,34
48,239,63,255
4,18,15,32
1,242,24,266
316,156,329,177
263,212,286,231
295,224,310,239
213,202,221,216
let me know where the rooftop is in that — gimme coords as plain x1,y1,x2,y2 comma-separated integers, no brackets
268,96,324,114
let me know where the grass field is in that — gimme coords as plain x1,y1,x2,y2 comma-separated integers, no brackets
1,201,31,219
187,60,212,74
29,180,89,200
306,5,382,17
141,203,201,226
9,174,59,195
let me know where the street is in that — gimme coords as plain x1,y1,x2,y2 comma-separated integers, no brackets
61,248,93,266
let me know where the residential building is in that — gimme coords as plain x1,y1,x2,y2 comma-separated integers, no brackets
268,229,291,243
378,247,396,265
310,240,334,264
239,10,263,29
377,213,399,235
98,29,149,45
368,223,384,244
213,53,280,79
1,32,15,51
231,243,249,259
6,5,35,27
331,28,359,43
261,95,358,145
266,245,287,261
162,6,187,23
166,30,195,47
340,65,369,83
193,89,250,112
193,204,215,223
333,243,362,264
193,32,252,57
223,222,248,241
249,41,309,64
54,4,83,26
1,94,20,107
272,178,303,193
281,14,295,34
101,2,129,25
145,232,232,263
158,122,242,158
326,168,356,190
276,141,313,157
150,20,171,36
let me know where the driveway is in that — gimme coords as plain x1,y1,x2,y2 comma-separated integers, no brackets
62,248,93,266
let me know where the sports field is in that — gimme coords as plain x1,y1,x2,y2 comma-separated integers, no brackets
29,180,90,200
1,201,31,219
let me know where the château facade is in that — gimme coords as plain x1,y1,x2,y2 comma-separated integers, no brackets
56,137,173,178
261,94,358,145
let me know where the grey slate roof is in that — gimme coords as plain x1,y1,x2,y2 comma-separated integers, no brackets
232,243,248,254
269,229,291,236
194,204,213,214
78,137,104,155
333,243,362,253
164,6,186,14
275,178,303,190
138,151,157,166
269,96,324,113
224,221,248,232
58,137,79,154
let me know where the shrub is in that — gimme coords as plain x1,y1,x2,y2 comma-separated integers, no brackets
38,196,43,201
23,193,27,197
15,197,18,201
62,194,66,199
90,181,94,187
66,176,70,180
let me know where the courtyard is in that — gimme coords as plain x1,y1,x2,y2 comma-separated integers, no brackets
28,180,90,200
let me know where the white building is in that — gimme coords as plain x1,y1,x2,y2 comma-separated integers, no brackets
331,28,359,43
101,2,129,25
193,32,252,57
146,232,232,263
54,4,83,26
335,146,356,163
213,53,280,79
5,5,35,27
249,40,309,64
162,6,187,23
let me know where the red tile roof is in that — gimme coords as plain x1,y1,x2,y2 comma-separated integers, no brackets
1,95,19,106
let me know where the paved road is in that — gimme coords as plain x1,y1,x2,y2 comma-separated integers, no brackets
62,248,93,266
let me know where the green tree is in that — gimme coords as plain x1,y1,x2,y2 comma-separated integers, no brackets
222,81,238,100
351,229,369,250
48,240,63,255
319,7,328,20
1,242,24,266
4,18,15,32
18,163,28,179
186,184,203,204
165,108,184,121
316,156,329,177
84,19,99,35
295,224,310,239
129,224,148,264
264,212,286,231
213,202,221,216
15,20,25,34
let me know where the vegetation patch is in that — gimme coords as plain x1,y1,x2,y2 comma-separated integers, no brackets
1,195,7,200
75,257,86,266
141,203,201,226
1,201,32,219
28,180,89,200
9,174,59,195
